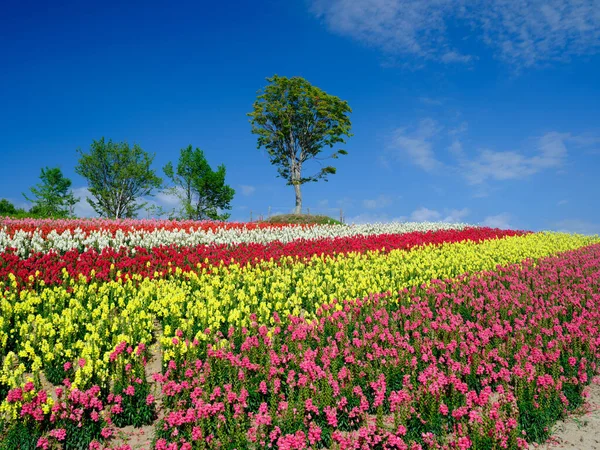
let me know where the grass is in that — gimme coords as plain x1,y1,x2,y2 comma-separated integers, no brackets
260,213,344,225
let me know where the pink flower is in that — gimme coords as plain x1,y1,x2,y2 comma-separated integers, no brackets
458,436,472,449
259,381,267,394
78,358,86,368
146,394,155,405
439,403,449,416
6,388,23,403
192,426,203,441
49,428,67,441
124,385,135,396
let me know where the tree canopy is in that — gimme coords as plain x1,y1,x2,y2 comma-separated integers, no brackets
75,138,162,218
0,199,18,216
248,75,352,214
23,167,77,218
164,145,235,221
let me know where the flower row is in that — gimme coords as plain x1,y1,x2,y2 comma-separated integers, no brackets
1,232,595,397
3,241,600,448
0,227,521,291
0,218,302,237
149,242,600,449
0,342,156,449
0,220,470,257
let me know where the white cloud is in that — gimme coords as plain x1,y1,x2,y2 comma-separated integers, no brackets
477,0,600,67
482,213,511,229
449,122,468,136
448,140,465,158
310,0,600,67
409,206,469,223
442,208,470,223
72,187,98,218
410,207,441,222
390,118,443,171
388,116,584,187
555,219,600,235
557,199,568,206
441,51,473,64
346,213,407,224
240,185,256,196
336,197,355,209
155,189,181,207
462,132,569,184
363,194,393,209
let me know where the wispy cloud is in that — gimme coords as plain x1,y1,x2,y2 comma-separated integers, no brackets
389,118,443,171
410,207,441,222
346,212,407,224
441,51,473,64
72,187,98,218
409,206,470,223
155,189,181,207
482,213,512,229
555,219,600,235
419,97,444,106
310,0,600,68
388,116,596,187
461,132,569,185
239,185,256,196
363,194,393,209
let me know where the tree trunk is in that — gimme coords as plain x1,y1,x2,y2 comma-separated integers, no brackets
294,183,302,215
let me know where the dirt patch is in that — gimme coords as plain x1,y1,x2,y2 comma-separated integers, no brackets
112,424,154,450
535,377,600,450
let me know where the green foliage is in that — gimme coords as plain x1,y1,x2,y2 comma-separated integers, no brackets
164,145,235,221
63,419,103,450
0,421,41,450
22,167,78,218
75,138,162,218
112,382,156,428
248,75,352,213
0,199,17,216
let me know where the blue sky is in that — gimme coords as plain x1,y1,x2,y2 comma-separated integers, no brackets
1,0,599,232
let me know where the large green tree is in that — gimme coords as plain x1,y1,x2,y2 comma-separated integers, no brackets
75,138,162,218
23,167,78,218
164,145,235,221
248,75,352,214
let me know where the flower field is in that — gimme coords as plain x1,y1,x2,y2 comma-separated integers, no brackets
1,219,600,449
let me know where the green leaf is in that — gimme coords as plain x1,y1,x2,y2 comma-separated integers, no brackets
248,75,352,212
75,138,162,218
163,145,235,221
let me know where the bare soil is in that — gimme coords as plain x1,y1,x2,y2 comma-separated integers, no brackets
534,377,600,450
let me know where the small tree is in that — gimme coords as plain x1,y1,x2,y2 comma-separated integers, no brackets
23,167,78,218
249,75,352,214
75,138,162,218
163,145,235,220
0,199,17,216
